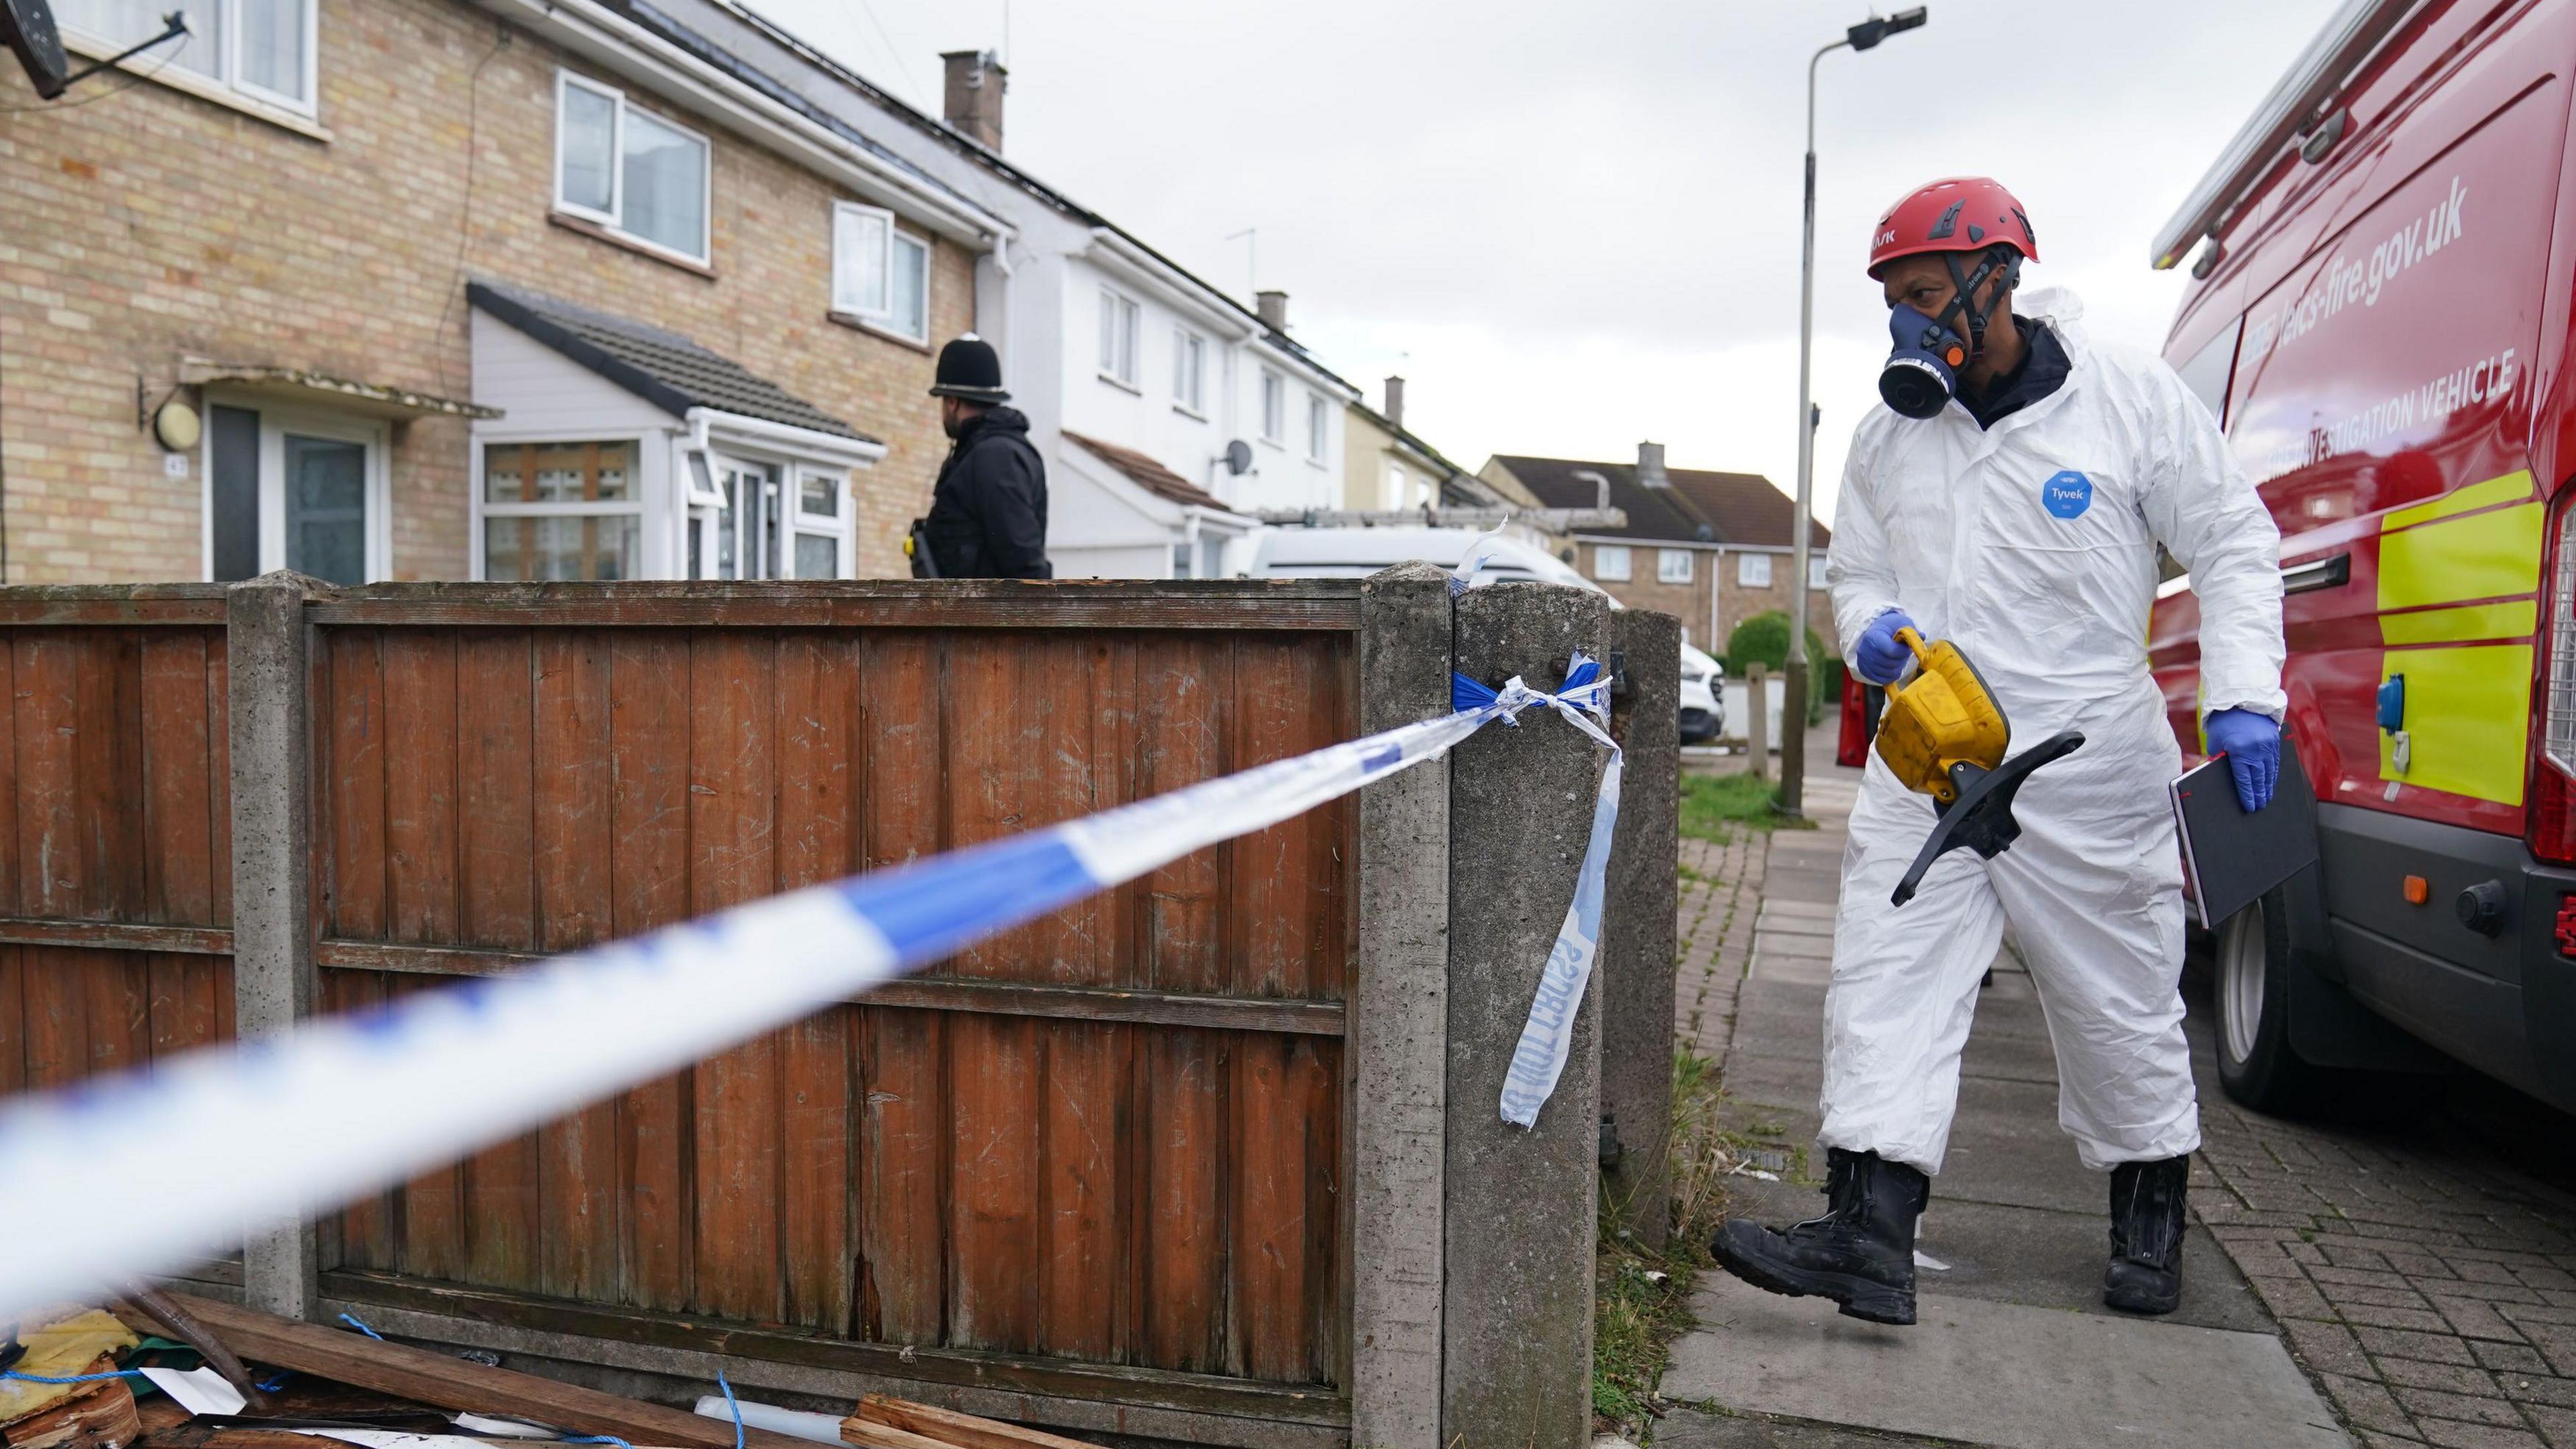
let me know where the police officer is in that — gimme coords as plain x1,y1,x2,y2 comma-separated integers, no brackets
916,335,1050,580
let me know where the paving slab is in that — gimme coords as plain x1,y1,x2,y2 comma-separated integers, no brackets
1663,1275,2350,1449
1759,898,1839,920
1752,931,1834,961
1756,913,1836,938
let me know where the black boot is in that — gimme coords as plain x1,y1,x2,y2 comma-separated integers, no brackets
1710,1148,1927,1326
2103,1155,2190,1315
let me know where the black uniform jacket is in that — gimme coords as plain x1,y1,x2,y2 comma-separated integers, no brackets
923,407,1051,580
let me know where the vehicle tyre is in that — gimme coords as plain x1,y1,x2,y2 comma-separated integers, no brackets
2212,887,2324,1112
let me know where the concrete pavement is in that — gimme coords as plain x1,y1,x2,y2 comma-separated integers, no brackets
1660,734,2349,1447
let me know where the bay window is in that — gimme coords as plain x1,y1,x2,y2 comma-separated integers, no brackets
555,70,711,265
481,441,643,582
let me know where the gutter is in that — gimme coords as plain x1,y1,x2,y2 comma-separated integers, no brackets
468,0,1012,248
689,407,888,466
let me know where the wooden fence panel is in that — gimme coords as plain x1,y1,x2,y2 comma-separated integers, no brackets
0,616,238,1277
301,612,1359,1395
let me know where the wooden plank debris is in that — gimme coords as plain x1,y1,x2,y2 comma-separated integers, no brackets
145,1295,806,1449
844,1397,1097,1449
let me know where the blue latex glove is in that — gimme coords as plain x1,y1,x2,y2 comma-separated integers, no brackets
1854,610,1919,686
2204,708,2280,812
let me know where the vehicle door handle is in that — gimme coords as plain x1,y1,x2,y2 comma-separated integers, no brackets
2280,552,2351,594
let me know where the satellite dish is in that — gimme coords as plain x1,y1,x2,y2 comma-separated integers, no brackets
1,0,69,99
1222,439,1253,476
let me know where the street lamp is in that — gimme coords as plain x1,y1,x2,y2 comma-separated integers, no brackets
1782,5,1927,820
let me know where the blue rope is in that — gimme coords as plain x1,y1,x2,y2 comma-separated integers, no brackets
2,1368,147,1384
336,1313,386,1342
256,1374,290,1393
714,1371,741,1449
561,1438,632,1449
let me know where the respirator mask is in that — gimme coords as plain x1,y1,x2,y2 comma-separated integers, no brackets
1877,244,2023,420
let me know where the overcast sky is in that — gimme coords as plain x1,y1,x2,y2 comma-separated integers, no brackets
753,0,2341,523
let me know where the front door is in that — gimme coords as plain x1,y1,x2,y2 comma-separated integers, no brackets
206,402,386,584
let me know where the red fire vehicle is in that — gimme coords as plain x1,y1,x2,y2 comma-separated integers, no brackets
2149,0,2576,1111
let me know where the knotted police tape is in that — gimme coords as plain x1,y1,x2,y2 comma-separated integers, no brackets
1451,665,1622,1129
0,567,1623,1311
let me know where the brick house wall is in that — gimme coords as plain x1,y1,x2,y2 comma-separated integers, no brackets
1576,539,1840,661
0,0,968,582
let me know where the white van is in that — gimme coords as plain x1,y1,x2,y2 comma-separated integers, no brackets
1246,526,1617,599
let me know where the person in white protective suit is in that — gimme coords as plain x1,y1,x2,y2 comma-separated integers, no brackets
1711,177,2286,1327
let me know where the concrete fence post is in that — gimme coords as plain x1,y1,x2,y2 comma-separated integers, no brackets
1602,609,1680,1247
1350,562,1455,1449
230,570,319,1319
1746,661,1770,782
1442,582,1611,1449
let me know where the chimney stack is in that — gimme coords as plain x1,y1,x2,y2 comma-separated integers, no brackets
1255,290,1289,331
940,50,1007,151
1383,375,1406,429
1637,440,1670,488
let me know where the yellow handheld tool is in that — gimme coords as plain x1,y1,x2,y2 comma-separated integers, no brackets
1875,627,2085,906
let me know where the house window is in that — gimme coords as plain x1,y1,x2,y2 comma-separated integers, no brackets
1098,288,1140,386
57,0,317,113
794,468,849,578
480,440,643,582
1739,552,1773,588
1809,553,1830,589
205,403,387,585
1172,327,1206,413
1306,394,1328,462
1593,544,1632,582
832,203,929,341
1384,464,1408,510
1658,548,1694,584
1260,370,1285,442
555,71,712,265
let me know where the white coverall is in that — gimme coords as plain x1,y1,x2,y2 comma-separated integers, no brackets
1821,289,2285,1175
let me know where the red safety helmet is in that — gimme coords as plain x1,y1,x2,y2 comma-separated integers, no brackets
1868,177,2039,278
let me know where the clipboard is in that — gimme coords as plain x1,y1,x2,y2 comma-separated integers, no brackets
2171,736,2319,930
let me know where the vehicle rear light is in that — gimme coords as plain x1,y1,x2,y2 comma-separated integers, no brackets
2557,894,2576,957
2403,874,2430,904
2530,491,2576,863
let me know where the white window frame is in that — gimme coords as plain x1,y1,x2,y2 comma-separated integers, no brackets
1738,551,1773,588
830,201,891,317
1658,548,1694,584
888,231,931,343
472,435,653,583
1809,553,1830,590
1593,543,1631,582
1172,326,1207,415
1259,370,1285,444
1305,393,1328,464
830,203,931,343
553,69,712,267
790,465,855,579
57,0,321,121
199,398,389,584
1098,287,1140,389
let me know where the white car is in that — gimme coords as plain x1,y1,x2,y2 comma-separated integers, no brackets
1247,526,1618,600
1680,641,1725,743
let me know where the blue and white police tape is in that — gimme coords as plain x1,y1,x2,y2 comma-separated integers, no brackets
1452,662,1621,1128
0,653,1621,1314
